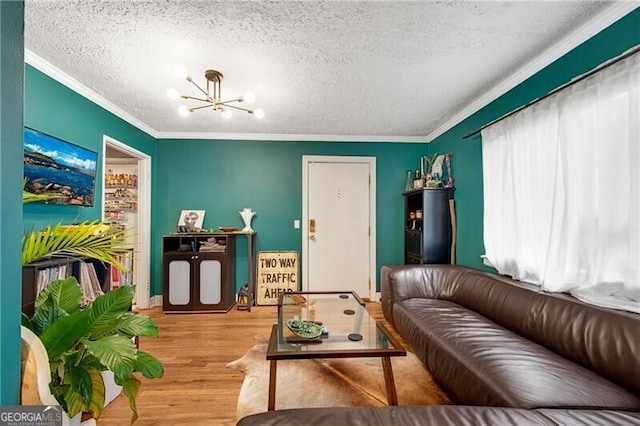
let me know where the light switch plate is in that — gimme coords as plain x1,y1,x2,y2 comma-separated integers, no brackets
294,220,300,229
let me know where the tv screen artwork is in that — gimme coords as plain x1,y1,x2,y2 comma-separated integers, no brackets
23,127,98,206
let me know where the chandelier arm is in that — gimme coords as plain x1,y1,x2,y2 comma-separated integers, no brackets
189,79,212,101
220,103,253,113
181,95,213,103
190,104,215,111
219,97,243,104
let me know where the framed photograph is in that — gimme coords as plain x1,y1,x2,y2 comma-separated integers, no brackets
177,210,205,230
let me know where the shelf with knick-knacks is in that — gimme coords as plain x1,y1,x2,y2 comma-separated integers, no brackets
104,171,138,228
105,172,138,188
403,152,456,265
405,153,455,191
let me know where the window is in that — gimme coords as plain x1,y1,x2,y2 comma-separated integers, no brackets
481,50,640,313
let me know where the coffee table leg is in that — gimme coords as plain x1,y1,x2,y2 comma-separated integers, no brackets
381,356,398,405
268,359,277,410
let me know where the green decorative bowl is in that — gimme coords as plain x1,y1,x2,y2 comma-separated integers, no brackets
286,319,323,339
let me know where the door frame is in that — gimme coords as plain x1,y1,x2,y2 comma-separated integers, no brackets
301,155,376,300
102,135,152,309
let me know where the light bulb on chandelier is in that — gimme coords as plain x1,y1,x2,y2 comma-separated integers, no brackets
167,66,264,119
178,105,190,117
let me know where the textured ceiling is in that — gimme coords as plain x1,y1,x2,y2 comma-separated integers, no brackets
24,1,624,141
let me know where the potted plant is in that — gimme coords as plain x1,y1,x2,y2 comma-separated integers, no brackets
22,278,163,423
21,221,163,423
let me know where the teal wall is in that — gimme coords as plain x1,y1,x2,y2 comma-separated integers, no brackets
23,64,157,229
14,8,640,302
5,2,635,407
429,9,640,270
155,139,427,295
0,0,24,405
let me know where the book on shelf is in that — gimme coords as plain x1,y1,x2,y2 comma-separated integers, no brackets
30,256,133,309
79,261,104,306
36,264,70,296
109,251,134,290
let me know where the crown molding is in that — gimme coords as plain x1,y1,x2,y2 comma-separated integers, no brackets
24,50,161,138
26,2,637,145
424,2,639,143
154,131,428,143
24,50,425,143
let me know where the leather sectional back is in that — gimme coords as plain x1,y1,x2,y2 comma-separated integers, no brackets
386,265,640,395
448,266,639,395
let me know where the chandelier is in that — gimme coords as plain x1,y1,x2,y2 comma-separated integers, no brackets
167,65,264,119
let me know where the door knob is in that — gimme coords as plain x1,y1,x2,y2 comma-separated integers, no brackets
309,235,316,241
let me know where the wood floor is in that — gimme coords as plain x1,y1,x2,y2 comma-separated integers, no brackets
97,302,401,425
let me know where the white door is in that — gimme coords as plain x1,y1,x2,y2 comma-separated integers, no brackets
302,156,376,300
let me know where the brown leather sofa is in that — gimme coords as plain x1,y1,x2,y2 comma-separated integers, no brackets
238,265,640,425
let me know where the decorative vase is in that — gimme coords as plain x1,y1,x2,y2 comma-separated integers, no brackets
404,169,413,192
239,208,256,232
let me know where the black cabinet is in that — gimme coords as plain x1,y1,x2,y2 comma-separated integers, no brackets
162,233,236,312
403,188,455,264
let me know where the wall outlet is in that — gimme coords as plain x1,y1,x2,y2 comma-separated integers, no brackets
294,220,300,229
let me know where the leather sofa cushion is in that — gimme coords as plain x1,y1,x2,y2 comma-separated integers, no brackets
236,406,640,426
237,405,555,426
393,298,640,410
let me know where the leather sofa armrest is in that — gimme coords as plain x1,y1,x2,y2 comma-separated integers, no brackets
381,264,468,325
381,265,438,325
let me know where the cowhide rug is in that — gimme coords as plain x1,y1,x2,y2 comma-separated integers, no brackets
225,336,450,420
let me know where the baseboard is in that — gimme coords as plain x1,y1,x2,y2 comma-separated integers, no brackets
375,292,381,303
151,295,163,308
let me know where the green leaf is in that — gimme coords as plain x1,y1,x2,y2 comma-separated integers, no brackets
86,368,106,419
87,286,135,338
82,335,137,378
64,364,92,414
60,376,86,418
39,310,91,360
35,277,82,314
22,221,133,269
116,313,159,338
134,351,164,379
50,381,71,413
120,376,141,424
21,313,33,331
79,354,107,372
23,190,55,204
31,294,63,336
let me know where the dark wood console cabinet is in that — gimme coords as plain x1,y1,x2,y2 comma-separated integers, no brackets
403,188,455,264
162,233,236,313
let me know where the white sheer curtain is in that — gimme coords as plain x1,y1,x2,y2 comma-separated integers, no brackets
482,50,640,313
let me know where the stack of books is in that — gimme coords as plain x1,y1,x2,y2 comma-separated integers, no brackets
36,264,68,295
199,237,227,253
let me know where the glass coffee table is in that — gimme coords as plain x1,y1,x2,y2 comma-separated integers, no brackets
266,291,406,411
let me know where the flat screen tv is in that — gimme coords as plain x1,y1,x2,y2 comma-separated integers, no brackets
23,127,98,207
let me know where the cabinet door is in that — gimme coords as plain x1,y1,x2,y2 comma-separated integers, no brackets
405,231,422,258
163,253,193,311
193,252,230,311
197,257,222,308
423,190,452,263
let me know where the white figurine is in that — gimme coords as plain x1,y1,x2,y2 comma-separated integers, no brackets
239,208,256,232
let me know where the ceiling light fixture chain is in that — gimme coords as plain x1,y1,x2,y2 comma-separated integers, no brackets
167,66,264,119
